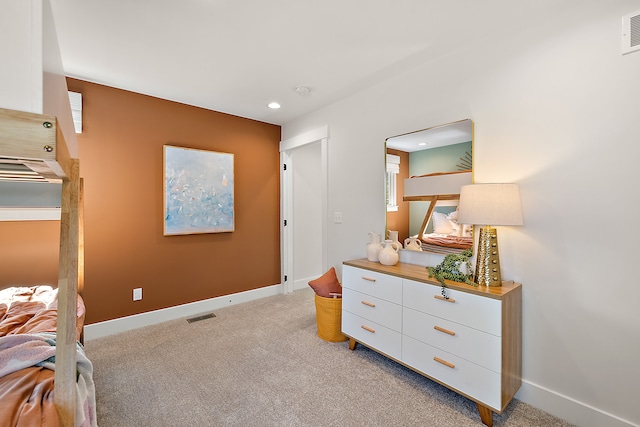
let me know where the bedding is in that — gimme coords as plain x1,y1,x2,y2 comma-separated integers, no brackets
420,208,472,253
418,208,473,254
0,285,96,427
421,233,473,250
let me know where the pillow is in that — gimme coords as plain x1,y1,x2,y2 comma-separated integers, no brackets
446,211,462,236
449,221,462,237
308,267,342,298
432,212,453,235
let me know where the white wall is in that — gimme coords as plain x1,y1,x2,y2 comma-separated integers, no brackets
0,0,43,114
283,2,640,426
0,0,76,150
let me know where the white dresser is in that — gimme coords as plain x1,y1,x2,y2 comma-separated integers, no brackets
342,259,522,427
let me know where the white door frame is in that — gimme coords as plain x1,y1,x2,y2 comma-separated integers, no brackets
280,126,328,294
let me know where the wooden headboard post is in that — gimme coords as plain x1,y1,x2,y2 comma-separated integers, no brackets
54,158,81,427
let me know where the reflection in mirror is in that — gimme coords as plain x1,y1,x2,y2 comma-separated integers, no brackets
385,119,473,255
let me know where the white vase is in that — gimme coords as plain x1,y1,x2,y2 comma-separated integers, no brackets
404,237,422,251
366,232,383,262
378,240,400,266
387,230,402,253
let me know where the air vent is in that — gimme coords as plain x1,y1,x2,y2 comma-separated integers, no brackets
622,10,640,55
186,312,216,323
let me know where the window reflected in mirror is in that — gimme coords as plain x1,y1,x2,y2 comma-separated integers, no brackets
386,154,400,212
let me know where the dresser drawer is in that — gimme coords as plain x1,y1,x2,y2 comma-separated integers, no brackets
402,336,501,410
403,279,501,336
403,307,501,373
342,310,401,360
342,265,402,304
343,288,402,332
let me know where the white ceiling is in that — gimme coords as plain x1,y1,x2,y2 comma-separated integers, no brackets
49,0,568,126
386,119,472,153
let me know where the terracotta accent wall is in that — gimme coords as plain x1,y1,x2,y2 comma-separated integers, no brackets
0,221,60,286
385,148,409,242
64,78,281,324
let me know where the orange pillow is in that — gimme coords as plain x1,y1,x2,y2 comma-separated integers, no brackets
308,267,342,298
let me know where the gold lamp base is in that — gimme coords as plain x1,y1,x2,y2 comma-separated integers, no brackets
475,226,502,287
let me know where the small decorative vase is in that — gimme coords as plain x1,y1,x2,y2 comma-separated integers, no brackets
378,239,400,266
366,232,383,262
387,230,402,252
404,237,422,251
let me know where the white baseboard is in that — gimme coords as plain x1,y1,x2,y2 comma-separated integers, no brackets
293,276,315,292
516,379,638,427
84,284,283,341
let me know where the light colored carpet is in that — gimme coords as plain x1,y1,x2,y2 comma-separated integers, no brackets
85,288,573,427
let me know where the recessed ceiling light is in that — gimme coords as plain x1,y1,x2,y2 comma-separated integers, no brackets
418,142,427,146
268,102,281,109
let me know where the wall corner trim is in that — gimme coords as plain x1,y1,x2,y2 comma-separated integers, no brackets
84,284,283,340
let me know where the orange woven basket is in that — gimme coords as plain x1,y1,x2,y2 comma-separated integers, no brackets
314,293,348,342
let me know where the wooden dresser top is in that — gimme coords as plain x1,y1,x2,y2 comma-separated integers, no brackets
343,258,521,300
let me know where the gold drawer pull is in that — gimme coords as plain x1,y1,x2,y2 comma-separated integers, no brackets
434,357,455,369
434,325,456,336
362,276,377,282
361,300,376,307
361,325,376,333
434,295,456,303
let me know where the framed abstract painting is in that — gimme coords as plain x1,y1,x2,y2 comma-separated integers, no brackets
163,145,234,235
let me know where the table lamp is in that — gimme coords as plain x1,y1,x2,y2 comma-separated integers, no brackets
457,183,523,287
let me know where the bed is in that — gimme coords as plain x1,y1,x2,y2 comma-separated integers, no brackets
0,107,96,426
1,1,95,424
403,170,473,255
0,285,95,426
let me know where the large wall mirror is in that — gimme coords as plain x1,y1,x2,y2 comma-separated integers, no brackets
385,119,473,255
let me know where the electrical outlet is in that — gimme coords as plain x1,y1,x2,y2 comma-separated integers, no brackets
133,288,142,301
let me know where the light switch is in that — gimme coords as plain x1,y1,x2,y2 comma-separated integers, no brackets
333,211,343,223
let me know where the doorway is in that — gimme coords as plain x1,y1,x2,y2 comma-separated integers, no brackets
280,126,328,294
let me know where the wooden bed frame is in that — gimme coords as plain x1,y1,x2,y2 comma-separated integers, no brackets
402,169,472,244
0,107,84,427
403,193,461,242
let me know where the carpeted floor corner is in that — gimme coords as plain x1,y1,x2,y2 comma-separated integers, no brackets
85,288,573,427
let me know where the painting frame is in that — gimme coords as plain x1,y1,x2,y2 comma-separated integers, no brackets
163,145,235,236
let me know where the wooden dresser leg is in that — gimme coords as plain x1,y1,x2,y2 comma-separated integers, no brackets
348,338,357,351
476,403,493,427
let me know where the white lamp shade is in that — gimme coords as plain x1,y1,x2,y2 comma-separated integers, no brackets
457,183,523,226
